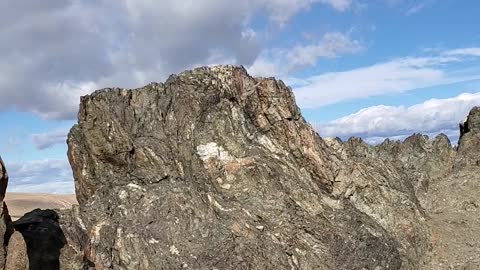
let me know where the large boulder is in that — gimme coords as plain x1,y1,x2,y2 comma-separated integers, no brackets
67,66,431,269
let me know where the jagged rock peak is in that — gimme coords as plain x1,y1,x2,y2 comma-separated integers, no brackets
456,106,480,169
67,65,414,269
460,106,480,139
70,65,336,204
0,156,8,201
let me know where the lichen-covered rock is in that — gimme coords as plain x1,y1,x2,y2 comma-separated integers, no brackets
5,232,28,270
68,66,408,269
65,65,480,269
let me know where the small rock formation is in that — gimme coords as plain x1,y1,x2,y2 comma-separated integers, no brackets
13,209,66,270
58,206,92,269
456,106,480,169
0,157,12,269
5,232,28,270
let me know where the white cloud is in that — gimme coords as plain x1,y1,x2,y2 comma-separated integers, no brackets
315,92,480,142
5,159,74,194
1,0,349,120
286,32,363,68
405,2,429,15
259,0,352,23
444,48,480,57
248,32,362,77
292,50,480,108
321,0,352,11
385,0,434,15
31,130,69,150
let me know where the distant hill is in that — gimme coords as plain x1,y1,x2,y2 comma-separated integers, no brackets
4,193,77,220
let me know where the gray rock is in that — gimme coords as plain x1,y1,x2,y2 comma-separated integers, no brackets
58,206,92,270
456,106,480,169
3,65,470,269
327,110,480,269
5,232,28,270
67,66,406,269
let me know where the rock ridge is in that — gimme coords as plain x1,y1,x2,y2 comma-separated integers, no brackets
1,65,478,269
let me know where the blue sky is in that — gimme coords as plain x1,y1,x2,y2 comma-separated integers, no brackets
1,0,479,193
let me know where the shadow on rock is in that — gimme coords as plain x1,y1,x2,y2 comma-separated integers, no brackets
13,209,66,270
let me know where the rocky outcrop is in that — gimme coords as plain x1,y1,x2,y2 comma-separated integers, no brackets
456,106,480,169
0,156,84,270
5,232,28,270
66,65,434,269
326,109,480,269
3,65,477,269
0,157,12,269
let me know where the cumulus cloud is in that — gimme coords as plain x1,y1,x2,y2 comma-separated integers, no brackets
0,0,349,120
5,159,74,194
248,32,362,77
315,92,480,143
31,130,68,150
293,51,480,108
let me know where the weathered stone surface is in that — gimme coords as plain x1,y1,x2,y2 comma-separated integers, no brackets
0,156,13,269
326,110,480,269
456,106,480,169
62,65,480,269
68,66,410,269
0,157,8,201
13,209,67,270
5,232,28,270
58,206,91,270
326,136,431,268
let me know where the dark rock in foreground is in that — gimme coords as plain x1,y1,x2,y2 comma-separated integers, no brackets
13,209,66,270
0,157,13,269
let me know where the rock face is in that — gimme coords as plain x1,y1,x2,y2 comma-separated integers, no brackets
0,65,458,269
5,232,28,270
457,106,480,169
58,206,92,270
326,114,480,269
0,157,12,269
66,65,437,269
